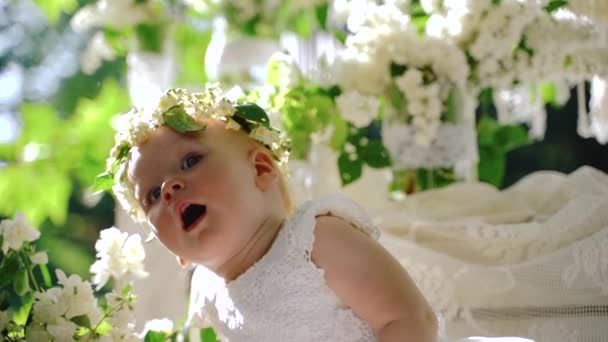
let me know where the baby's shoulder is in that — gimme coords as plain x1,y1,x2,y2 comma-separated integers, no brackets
288,194,380,244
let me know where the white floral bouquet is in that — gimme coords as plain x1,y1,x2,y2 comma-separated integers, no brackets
0,212,211,341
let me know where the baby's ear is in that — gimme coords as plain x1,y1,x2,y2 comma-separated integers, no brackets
250,148,278,191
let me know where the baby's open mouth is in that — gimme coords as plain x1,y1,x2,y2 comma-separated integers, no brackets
181,204,206,231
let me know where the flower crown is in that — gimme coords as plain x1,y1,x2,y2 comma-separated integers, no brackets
96,84,291,222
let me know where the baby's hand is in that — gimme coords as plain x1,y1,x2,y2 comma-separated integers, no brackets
312,215,438,342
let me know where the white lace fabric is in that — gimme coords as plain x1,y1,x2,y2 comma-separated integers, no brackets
189,195,378,342
378,166,608,341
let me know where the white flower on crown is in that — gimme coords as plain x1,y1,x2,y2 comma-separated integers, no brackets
335,91,380,128
0,211,40,254
90,227,148,290
250,126,279,148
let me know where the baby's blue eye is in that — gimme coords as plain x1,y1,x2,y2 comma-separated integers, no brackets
183,155,201,169
149,187,161,202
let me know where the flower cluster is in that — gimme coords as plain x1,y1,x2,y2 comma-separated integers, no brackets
90,227,148,290
100,84,290,222
333,3,468,146
0,213,149,341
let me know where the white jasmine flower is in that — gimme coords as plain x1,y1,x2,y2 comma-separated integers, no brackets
46,318,78,341
56,269,102,322
0,212,40,254
90,227,148,290
249,127,279,147
30,252,48,265
336,91,379,128
24,323,51,342
225,119,241,131
32,288,66,324
214,99,236,118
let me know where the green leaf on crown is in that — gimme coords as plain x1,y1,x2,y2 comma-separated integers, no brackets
235,103,271,128
94,172,114,192
164,106,206,133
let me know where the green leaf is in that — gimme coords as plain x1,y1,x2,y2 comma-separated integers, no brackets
33,0,78,24
145,331,167,342
164,107,206,133
292,10,314,38
329,115,348,151
390,62,407,77
11,293,33,326
495,125,530,152
544,0,568,13
359,140,391,168
0,253,20,287
478,146,506,187
539,82,557,105
13,269,30,296
338,152,363,186
386,82,407,115
93,172,114,192
200,327,218,342
315,3,329,30
71,315,92,329
441,88,458,123
103,28,131,56
235,103,271,127
121,283,132,296
332,29,347,44
135,23,164,53
38,264,52,288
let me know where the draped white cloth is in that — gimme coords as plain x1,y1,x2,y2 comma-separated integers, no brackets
373,166,608,341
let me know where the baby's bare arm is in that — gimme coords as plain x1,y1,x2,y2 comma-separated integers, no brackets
312,215,438,342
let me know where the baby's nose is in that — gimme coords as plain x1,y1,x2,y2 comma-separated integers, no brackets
162,179,184,201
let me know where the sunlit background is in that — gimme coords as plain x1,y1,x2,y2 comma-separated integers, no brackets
1,0,607,338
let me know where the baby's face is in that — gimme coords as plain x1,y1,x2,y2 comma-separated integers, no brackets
127,121,271,268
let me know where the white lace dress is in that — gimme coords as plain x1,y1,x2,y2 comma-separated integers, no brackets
188,195,379,342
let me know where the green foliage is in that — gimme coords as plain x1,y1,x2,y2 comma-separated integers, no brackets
174,23,212,86
135,23,165,53
279,84,336,159
477,116,531,187
0,79,129,226
33,0,78,24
